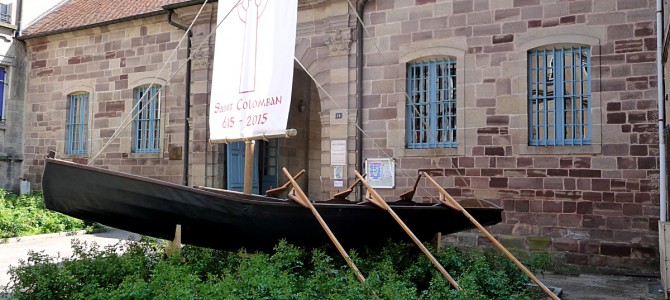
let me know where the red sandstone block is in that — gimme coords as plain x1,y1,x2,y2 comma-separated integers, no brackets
583,215,606,228
600,243,631,257
554,238,579,252
563,201,577,213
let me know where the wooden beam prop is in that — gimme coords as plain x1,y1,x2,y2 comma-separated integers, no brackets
282,168,376,297
265,170,305,197
422,172,559,300
354,170,462,291
332,174,365,200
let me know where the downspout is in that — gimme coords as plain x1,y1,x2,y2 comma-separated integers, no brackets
356,0,369,202
167,11,192,187
657,0,667,222
14,0,21,37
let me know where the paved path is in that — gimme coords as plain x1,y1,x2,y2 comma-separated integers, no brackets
0,229,140,288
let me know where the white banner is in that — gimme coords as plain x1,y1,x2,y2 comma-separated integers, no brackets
209,0,298,142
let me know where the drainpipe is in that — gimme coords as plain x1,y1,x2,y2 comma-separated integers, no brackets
356,0,369,202
657,0,667,222
14,0,21,37
167,11,192,187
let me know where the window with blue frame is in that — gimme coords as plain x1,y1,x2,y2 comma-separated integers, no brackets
132,85,161,153
528,46,591,146
0,67,5,121
406,59,457,149
65,93,89,155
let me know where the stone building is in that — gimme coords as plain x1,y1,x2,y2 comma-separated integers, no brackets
18,0,662,274
0,0,24,192
0,0,71,192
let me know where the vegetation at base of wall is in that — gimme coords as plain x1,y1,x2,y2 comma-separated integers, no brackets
0,189,93,239
3,238,551,300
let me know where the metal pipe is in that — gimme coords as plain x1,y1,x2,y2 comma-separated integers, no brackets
167,10,192,187
14,0,22,37
356,0,369,202
657,0,667,222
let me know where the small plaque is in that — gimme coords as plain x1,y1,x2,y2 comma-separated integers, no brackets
334,180,344,188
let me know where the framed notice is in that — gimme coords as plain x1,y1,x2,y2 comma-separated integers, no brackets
331,140,346,165
365,158,395,188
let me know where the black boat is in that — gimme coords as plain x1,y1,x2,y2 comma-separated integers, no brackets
42,157,503,251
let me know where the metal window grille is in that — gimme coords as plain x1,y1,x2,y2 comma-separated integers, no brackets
406,59,457,149
133,86,161,153
66,93,89,155
0,3,11,24
528,46,591,146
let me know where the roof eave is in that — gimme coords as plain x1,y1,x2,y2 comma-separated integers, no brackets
162,0,218,11
18,9,168,41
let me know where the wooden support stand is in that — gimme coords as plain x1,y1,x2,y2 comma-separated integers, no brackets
354,170,462,291
282,168,377,298
422,172,560,300
166,224,182,256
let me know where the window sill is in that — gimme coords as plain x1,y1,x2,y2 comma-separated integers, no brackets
128,152,162,159
0,22,16,31
397,147,463,157
517,144,601,155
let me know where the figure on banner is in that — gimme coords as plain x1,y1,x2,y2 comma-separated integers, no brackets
238,0,268,94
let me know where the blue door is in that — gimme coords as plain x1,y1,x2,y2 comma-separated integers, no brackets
226,139,278,194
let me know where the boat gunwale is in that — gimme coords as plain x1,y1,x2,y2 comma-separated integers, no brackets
45,158,502,212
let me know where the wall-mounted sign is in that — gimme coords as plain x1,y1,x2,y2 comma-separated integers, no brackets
330,140,346,165
365,158,395,188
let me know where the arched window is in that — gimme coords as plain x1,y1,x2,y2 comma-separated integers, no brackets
528,45,591,146
65,92,89,155
132,85,161,153
406,58,457,149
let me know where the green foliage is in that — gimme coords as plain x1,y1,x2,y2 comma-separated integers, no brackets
3,238,548,299
0,189,90,239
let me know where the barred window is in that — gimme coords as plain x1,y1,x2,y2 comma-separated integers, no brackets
132,85,161,153
528,46,591,146
406,59,457,149
66,93,89,155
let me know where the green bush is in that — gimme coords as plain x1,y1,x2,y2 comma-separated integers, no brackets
0,189,91,239
3,238,549,299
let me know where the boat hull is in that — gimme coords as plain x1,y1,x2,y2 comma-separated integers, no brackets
42,158,503,251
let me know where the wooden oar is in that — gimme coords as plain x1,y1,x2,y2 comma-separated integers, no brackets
422,172,560,300
282,168,377,298
354,170,462,290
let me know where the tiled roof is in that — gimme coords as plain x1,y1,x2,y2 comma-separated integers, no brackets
22,0,187,38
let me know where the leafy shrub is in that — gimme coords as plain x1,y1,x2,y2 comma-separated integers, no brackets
3,238,548,299
0,189,91,239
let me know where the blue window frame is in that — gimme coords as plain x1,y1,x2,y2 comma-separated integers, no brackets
406,59,457,149
528,46,591,146
133,85,161,153
66,93,89,155
0,67,5,120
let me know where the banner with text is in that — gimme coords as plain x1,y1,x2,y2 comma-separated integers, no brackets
209,0,297,142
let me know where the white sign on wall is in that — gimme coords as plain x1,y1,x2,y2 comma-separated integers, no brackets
330,140,347,165
365,158,395,188
209,0,298,142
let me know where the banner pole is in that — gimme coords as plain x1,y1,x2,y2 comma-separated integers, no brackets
243,140,255,194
